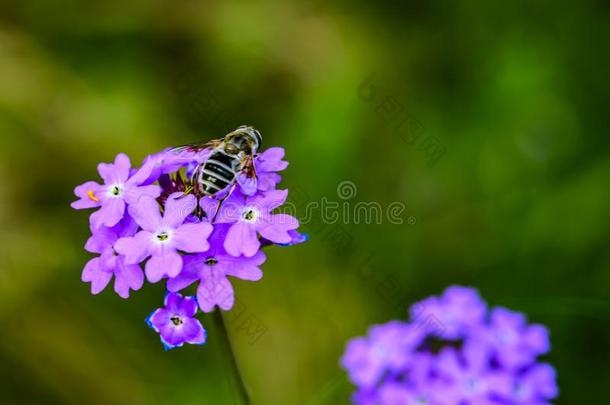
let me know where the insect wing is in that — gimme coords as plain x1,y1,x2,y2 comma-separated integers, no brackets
168,139,222,156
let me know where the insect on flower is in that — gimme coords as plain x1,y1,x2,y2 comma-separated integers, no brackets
71,125,306,351
170,125,263,220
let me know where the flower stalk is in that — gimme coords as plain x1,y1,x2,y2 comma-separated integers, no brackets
213,310,250,405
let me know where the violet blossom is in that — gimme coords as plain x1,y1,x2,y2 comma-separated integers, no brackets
341,286,558,405
115,193,213,283
167,224,266,312
82,215,144,298
255,147,288,192
71,129,305,350
71,153,161,228
146,292,206,350
205,189,300,257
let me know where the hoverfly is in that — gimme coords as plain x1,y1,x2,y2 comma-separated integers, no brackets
169,125,262,219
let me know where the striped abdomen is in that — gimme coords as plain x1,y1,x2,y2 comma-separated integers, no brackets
197,151,237,196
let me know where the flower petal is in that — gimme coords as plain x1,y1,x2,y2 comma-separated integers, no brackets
92,197,126,228
209,193,245,224
98,153,131,184
224,222,260,257
250,189,288,211
256,147,288,172
163,193,197,228
114,153,132,182
197,269,234,312
173,223,213,253
266,213,299,230
113,259,144,299
180,317,206,343
127,159,157,186
97,163,115,184
71,181,103,210
524,324,551,354
167,256,201,292
145,251,182,282
257,172,281,192
114,232,153,264
179,295,199,318
85,230,114,254
222,251,265,281
236,172,257,196
185,319,207,345
123,184,162,205
257,224,292,244
82,257,113,295
128,196,163,231
164,292,183,311
146,308,168,334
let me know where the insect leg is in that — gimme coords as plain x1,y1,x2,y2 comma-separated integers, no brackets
177,163,202,199
211,181,238,223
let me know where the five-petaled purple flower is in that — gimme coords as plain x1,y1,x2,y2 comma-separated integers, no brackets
71,153,161,228
72,138,305,350
206,189,299,257
82,215,144,298
255,147,288,192
115,193,213,283
146,292,206,350
167,224,266,312
341,286,558,405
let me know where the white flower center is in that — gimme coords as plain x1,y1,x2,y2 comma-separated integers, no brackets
242,207,259,223
155,230,173,243
170,315,184,326
107,184,123,198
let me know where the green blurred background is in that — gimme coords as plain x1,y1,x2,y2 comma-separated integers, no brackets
1,1,609,404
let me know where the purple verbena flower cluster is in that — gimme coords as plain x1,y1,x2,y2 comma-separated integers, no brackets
72,145,305,350
341,286,558,405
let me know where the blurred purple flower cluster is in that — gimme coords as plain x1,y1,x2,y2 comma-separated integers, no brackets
341,286,558,405
72,146,305,350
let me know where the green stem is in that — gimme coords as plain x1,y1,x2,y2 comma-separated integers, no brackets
212,310,250,405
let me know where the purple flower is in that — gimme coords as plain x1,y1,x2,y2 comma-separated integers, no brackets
350,390,378,405
353,355,445,405
341,321,423,388
377,381,442,405
484,307,550,370
82,215,144,298
285,229,308,245
510,364,558,404
146,292,206,350
167,225,266,312
341,286,558,405
115,193,213,282
207,189,299,257
71,153,162,228
436,342,513,403
409,285,487,340
261,229,309,248
255,147,288,192
72,136,305,351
